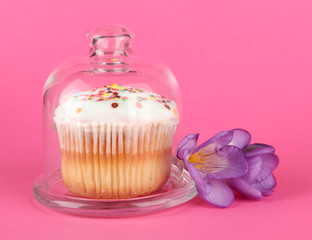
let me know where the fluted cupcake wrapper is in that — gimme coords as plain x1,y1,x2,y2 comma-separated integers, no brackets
54,118,177,199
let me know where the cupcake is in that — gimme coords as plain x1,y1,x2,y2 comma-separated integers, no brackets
54,84,179,199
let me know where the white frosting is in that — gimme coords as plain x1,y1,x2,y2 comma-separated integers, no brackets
54,84,179,126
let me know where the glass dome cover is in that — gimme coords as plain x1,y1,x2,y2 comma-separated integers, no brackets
33,24,196,216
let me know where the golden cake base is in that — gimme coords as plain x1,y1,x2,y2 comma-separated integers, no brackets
62,150,171,199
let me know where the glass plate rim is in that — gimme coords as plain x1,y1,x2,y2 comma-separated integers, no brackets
33,161,197,217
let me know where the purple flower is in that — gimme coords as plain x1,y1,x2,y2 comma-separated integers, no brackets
176,129,250,207
229,143,279,200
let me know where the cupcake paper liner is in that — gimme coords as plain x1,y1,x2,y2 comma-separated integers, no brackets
54,118,177,198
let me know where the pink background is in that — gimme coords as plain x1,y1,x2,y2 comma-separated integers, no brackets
1,0,312,239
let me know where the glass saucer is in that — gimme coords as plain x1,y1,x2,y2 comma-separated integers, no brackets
33,159,197,217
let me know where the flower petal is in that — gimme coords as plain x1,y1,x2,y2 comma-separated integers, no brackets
262,190,274,196
197,179,234,208
253,173,277,193
244,143,275,158
193,129,251,154
252,153,279,183
183,149,209,193
176,133,199,160
193,130,233,153
229,129,251,149
243,156,263,182
195,145,248,179
229,178,264,200
259,153,279,174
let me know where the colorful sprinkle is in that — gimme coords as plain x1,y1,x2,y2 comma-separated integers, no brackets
75,108,82,114
111,103,118,108
111,83,119,88
136,102,143,108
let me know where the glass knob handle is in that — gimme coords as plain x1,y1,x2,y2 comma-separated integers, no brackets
87,24,134,56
